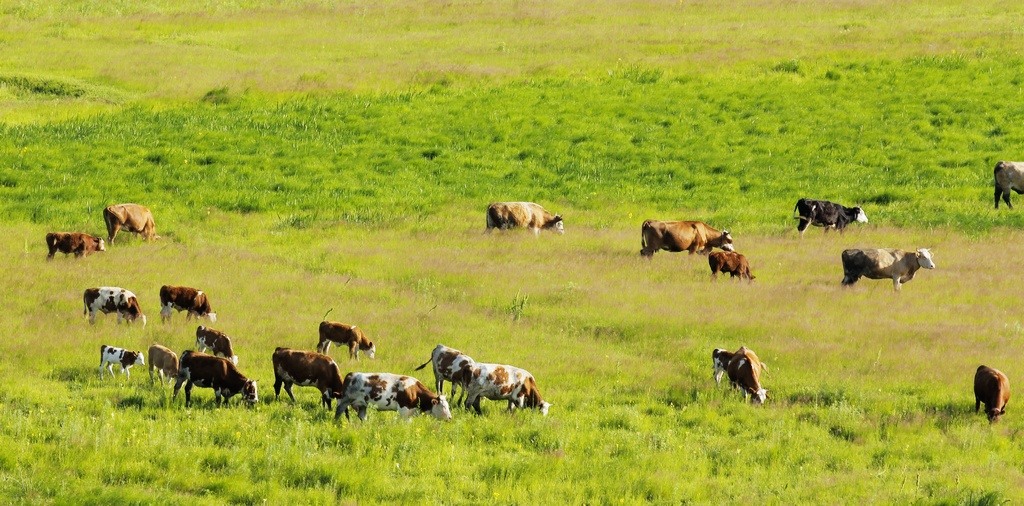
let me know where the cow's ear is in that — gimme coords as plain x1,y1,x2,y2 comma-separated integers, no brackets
553,215,562,222
431,397,440,405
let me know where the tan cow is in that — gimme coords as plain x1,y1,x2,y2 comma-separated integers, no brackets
708,251,754,281
974,365,1010,423
840,248,935,291
640,220,734,258
148,344,179,385
994,161,1024,209
317,321,375,359
45,232,105,259
726,346,767,404
103,203,158,243
485,202,564,236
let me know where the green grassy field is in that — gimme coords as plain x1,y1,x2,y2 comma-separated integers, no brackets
2,1,1024,503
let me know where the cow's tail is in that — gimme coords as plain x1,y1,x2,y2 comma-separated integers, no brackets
102,207,116,239
485,204,499,230
321,308,334,322
995,161,1007,177
414,358,432,371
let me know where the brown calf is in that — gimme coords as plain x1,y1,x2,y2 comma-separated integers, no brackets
317,321,376,359
46,232,105,259
148,344,179,385
974,365,1010,423
709,251,755,281
726,346,768,404
272,347,347,409
196,326,238,365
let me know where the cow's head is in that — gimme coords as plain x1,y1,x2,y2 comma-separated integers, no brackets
431,395,452,420
721,230,735,252
546,215,564,234
753,388,767,405
133,352,145,366
96,238,106,252
231,355,239,366
852,207,868,223
916,248,936,269
242,380,259,405
987,407,1006,423
539,401,552,416
363,341,376,360
207,312,218,323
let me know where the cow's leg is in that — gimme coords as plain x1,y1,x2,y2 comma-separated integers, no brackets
995,187,1003,209
357,406,368,421
892,276,902,291
184,382,194,407
172,377,185,398
398,407,416,420
320,390,332,410
88,311,96,325
334,399,353,420
123,366,130,380
797,218,810,235
273,377,283,400
215,390,223,407
149,365,155,383
160,305,172,323
107,363,115,378
283,382,297,403
1004,191,1014,209
349,342,358,360
316,339,331,355
108,223,121,244
975,397,981,412
98,360,106,379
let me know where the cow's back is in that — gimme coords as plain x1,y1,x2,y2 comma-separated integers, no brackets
995,161,1024,186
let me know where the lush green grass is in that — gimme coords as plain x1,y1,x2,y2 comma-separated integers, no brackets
3,0,1024,503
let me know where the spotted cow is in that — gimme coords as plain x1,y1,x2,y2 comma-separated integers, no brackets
334,372,452,422
83,287,147,327
414,344,477,406
99,344,145,380
464,362,551,416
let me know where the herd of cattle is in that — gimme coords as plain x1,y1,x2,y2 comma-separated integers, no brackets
53,176,1017,423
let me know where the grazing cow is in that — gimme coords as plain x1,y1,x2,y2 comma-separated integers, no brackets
712,348,735,385
709,251,755,281
148,344,179,385
793,198,867,236
485,202,564,236
414,344,477,406
841,248,936,291
173,350,258,407
83,287,147,327
272,347,346,409
994,161,1024,209
640,220,734,258
103,203,158,243
195,326,238,365
974,365,1010,423
316,321,375,360
334,372,452,422
464,363,551,416
99,344,145,380
159,285,217,323
45,232,105,259
726,346,767,404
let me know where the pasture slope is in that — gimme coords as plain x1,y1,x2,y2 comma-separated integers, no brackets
2,1,1024,503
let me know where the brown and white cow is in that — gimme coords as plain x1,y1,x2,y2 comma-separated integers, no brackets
464,362,551,416
83,287,147,327
316,321,375,360
994,161,1024,209
148,344,179,385
196,326,238,365
712,348,735,385
159,285,217,323
173,350,258,407
485,202,564,236
640,220,734,258
334,372,452,422
726,346,767,404
99,344,145,380
415,344,477,406
709,251,755,281
103,203,158,243
45,232,105,259
272,347,346,409
841,248,935,291
975,365,1010,423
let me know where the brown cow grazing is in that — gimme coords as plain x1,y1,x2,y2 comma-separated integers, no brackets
173,350,258,407
83,287,147,327
103,203,158,243
726,346,767,404
711,348,735,385
993,161,1024,209
841,248,935,291
486,202,564,236
272,347,347,409
415,344,477,406
45,232,105,259
640,220,734,258
317,321,376,360
709,251,755,281
195,326,238,365
159,285,217,323
974,365,1010,423
148,344,179,385
99,345,145,379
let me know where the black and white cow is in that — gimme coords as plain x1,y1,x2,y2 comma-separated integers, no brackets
99,344,145,379
83,287,147,327
793,198,867,236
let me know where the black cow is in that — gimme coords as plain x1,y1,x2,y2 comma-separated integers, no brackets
793,198,867,236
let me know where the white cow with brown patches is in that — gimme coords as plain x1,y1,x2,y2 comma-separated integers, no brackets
464,363,551,416
726,346,768,405
83,287,147,327
334,372,452,422
99,344,145,380
414,344,477,406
